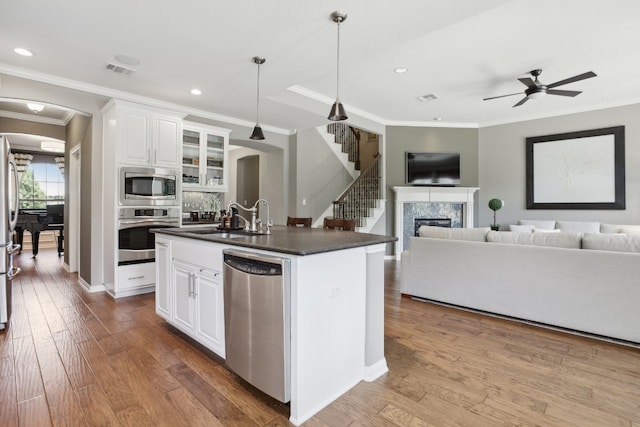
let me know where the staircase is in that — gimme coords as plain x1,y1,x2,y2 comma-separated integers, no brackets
322,123,384,232
327,123,361,170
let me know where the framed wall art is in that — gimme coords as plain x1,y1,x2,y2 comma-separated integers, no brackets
526,126,625,209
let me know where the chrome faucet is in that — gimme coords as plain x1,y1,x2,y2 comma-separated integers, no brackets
254,199,272,234
226,199,271,234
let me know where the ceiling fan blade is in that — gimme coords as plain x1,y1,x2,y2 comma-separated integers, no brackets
547,71,597,88
483,92,522,101
547,89,582,97
513,97,529,107
518,77,537,89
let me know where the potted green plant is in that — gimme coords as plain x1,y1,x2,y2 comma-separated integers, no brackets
488,198,504,231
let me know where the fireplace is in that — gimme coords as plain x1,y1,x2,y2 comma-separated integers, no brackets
414,218,451,236
392,186,479,260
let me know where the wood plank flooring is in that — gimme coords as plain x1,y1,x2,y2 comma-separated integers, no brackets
1,248,639,426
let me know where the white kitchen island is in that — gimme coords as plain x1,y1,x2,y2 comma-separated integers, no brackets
153,226,395,425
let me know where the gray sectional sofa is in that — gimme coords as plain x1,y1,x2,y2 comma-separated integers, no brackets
400,221,640,344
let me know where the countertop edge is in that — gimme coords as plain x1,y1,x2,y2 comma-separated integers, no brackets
153,227,396,256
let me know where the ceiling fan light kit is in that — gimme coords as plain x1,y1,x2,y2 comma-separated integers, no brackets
484,69,597,107
328,11,348,121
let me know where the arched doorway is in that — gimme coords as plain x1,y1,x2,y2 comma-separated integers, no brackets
236,155,260,208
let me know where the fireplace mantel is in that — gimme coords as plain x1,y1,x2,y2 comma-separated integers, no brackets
392,186,479,260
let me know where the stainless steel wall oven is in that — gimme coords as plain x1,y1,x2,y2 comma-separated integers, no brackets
118,207,180,265
120,166,178,206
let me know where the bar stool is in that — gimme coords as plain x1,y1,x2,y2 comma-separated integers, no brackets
323,218,356,231
287,216,312,228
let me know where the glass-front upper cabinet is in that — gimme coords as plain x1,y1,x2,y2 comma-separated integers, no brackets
181,122,230,192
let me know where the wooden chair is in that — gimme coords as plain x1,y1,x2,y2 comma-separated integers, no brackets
323,218,356,231
287,216,312,228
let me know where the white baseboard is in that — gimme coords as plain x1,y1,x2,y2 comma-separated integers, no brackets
363,358,389,381
78,277,105,293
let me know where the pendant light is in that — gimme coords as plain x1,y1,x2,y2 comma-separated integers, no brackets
328,11,348,121
250,56,266,140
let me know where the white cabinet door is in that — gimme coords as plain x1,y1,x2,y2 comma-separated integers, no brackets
112,101,182,168
195,269,225,357
163,239,226,358
155,238,171,320
172,261,195,333
153,115,181,169
181,122,230,192
120,107,151,165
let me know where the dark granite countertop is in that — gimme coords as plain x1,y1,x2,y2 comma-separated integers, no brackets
153,225,396,256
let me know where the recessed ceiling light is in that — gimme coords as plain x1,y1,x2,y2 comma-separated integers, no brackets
27,102,45,113
190,88,202,96
114,54,140,66
14,47,34,57
433,117,442,121
394,67,408,74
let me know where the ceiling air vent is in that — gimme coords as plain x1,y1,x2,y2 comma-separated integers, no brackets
105,62,135,76
416,93,439,102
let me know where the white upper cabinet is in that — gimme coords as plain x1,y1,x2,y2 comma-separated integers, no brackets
182,121,230,192
106,100,183,169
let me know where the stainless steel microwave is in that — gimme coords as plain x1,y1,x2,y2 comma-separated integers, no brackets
119,167,178,206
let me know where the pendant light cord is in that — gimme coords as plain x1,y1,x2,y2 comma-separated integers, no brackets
256,62,261,125
336,20,341,101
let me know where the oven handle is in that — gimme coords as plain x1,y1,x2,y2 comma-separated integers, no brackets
118,218,180,229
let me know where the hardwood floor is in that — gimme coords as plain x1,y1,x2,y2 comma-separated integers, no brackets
1,249,639,426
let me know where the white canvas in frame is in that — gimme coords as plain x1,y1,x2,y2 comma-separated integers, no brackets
533,134,615,203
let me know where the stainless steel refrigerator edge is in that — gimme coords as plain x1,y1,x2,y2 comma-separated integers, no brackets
223,249,291,403
1,136,22,330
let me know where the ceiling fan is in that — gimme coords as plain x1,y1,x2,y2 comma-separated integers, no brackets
483,69,597,107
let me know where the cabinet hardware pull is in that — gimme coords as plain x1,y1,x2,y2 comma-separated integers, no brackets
128,275,144,280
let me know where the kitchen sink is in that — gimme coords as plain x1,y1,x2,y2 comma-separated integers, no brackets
187,229,248,239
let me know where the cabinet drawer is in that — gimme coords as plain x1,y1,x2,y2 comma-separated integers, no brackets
118,262,156,290
172,238,223,271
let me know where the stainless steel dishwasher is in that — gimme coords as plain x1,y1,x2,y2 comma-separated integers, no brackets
223,249,291,403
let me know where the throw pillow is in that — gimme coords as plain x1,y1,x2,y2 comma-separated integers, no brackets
620,228,640,237
533,228,561,233
509,224,534,233
518,219,556,230
556,221,600,233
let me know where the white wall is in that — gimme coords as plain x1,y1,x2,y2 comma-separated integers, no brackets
479,103,640,227
226,146,286,225
295,127,353,223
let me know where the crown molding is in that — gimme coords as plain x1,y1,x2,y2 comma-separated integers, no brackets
479,97,640,128
287,85,481,129
0,109,66,126
0,63,293,136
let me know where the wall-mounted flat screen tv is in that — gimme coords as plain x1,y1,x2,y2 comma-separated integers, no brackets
405,152,460,186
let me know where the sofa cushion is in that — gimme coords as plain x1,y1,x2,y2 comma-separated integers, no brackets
518,219,556,230
556,221,600,233
533,228,561,233
600,223,640,234
509,224,534,233
487,231,534,245
487,231,582,249
418,226,490,242
582,233,640,253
